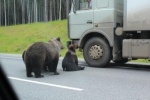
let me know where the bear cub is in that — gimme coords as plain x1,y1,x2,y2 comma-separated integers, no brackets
22,37,64,78
62,44,85,71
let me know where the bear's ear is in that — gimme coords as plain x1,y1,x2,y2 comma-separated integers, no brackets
69,45,73,49
57,37,60,41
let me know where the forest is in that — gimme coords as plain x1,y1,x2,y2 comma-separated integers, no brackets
0,0,72,26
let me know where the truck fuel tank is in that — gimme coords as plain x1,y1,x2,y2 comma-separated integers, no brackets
123,39,150,59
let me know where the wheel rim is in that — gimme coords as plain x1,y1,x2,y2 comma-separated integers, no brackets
89,45,103,60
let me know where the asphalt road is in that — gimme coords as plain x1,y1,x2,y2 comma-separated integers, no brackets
1,54,150,100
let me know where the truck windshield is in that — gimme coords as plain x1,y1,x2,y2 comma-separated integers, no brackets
74,0,92,11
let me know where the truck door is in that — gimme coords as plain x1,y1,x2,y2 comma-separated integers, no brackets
93,0,110,27
69,0,94,39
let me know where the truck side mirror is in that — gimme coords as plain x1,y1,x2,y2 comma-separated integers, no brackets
72,0,76,13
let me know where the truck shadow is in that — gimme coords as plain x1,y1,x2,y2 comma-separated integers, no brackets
79,61,150,71
109,62,150,71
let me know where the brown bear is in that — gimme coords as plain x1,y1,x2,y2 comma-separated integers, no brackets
22,37,64,78
62,44,85,71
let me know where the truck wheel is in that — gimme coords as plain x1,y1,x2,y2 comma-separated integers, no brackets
83,37,111,67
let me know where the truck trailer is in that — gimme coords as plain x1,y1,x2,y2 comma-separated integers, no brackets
68,0,150,67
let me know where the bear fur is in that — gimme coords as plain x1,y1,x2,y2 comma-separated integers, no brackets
22,37,64,78
62,44,85,71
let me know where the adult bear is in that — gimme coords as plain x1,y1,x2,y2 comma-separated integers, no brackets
22,38,64,78
62,44,85,71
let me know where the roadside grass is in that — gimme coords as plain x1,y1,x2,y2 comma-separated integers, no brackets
131,59,150,63
0,20,149,63
0,20,83,58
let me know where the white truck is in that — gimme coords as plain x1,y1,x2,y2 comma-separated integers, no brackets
68,0,150,67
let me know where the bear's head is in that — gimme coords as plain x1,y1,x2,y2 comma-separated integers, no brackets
49,37,64,50
68,44,76,53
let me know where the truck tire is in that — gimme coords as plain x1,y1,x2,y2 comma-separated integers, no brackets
83,37,111,67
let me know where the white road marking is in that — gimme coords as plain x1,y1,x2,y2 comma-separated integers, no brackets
8,77,83,91
0,56,22,60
